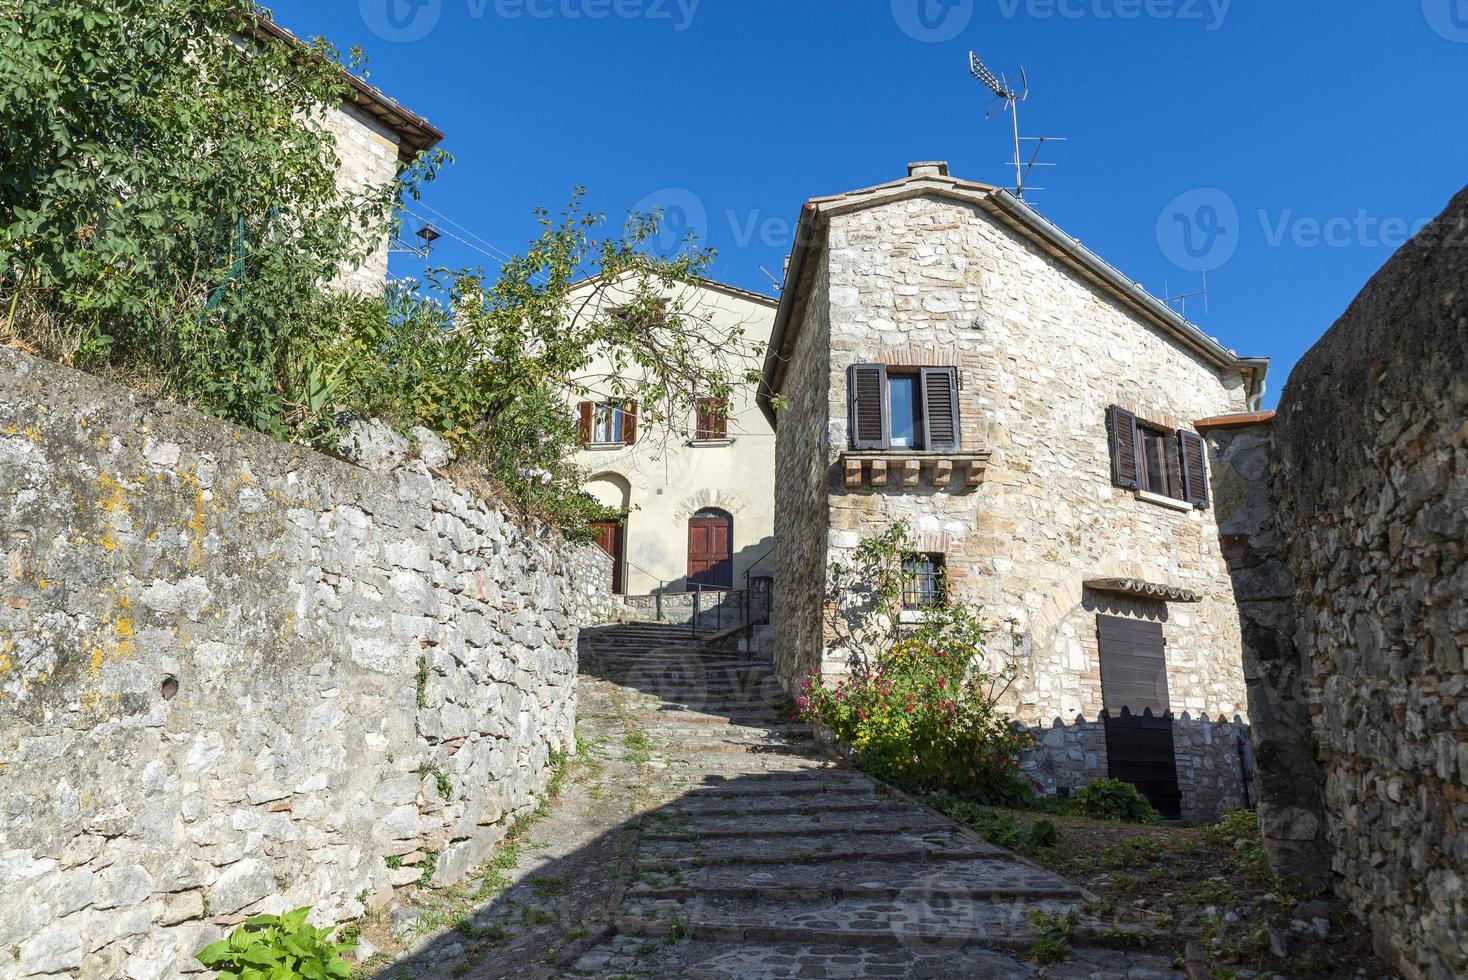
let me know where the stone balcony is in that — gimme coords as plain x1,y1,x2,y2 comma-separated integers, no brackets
840,450,992,491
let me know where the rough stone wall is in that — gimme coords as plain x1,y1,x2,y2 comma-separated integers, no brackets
0,350,614,979
771,249,832,697
1205,421,1332,888
322,103,401,295
775,192,1255,819
1267,187,1467,979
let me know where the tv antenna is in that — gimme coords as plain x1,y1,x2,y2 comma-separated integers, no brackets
968,51,1067,200
758,265,784,294
1164,272,1211,318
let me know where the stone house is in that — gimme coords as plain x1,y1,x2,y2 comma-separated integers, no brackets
569,277,779,603
758,162,1270,821
253,18,444,293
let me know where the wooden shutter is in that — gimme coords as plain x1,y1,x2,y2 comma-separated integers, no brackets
695,397,727,441
577,402,593,445
847,364,888,450
1106,405,1141,490
1163,432,1184,500
920,368,960,452
622,402,638,446
1178,430,1211,509
1096,615,1181,820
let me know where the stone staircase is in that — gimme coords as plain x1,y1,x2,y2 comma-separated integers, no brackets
569,624,1175,979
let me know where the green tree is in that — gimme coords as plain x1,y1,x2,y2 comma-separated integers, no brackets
318,193,764,537
0,0,439,433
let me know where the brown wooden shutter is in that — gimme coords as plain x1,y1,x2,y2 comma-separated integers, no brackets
577,401,593,445
622,402,638,446
1163,432,1184,500
1178,430,1211,509
695,397,727,440
920,367,960,452
848,364,888,450
1106,405,1141,490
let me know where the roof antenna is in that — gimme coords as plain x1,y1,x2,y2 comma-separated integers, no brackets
968,52,1067,201
1163,271,1211,319
758,265,784,294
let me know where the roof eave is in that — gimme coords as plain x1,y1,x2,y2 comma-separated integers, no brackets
251,18,444,163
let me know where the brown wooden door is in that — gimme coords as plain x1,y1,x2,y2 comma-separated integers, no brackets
687,512,733,590
1097,615,1181,819
590,520,625,594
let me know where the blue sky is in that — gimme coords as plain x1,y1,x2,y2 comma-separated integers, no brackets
272,1,1468,407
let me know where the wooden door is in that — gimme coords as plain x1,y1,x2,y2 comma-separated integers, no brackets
590,520,625,594
1097,615,1181,819
687,512,733,590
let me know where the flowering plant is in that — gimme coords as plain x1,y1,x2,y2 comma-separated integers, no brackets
798,635,1030,794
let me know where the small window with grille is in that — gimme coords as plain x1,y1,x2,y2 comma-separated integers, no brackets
902,554,946,610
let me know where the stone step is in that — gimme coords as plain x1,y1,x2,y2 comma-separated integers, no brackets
644,754,833,775
632,855,1085,901
644,722,808,740
636,828,986,871
651,738,819,758
642,810,952,840
569,936,1043,979
613,893,1094,950
677,772,874,795
663,794,884,818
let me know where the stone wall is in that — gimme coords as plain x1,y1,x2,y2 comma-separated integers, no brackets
0,350,614,979
1211,186,1466,979
1204,419,1331,888
771,248,833,697
322,103,402,295
772,185,1257,820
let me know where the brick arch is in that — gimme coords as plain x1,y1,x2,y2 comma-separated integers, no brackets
673,489,748,522
1027,559,1153,654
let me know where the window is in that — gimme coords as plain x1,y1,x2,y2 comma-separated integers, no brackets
847,364,960,452
888,374,920,448
594,404,624,445
1106,406,1210,509
578,400,638,447
902,554,946,610
694,397,728,441
1138,425,1172,497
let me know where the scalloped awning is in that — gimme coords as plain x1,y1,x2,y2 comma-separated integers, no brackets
1085,578,1201,603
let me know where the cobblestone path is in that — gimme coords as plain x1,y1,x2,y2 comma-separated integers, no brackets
564,623,1182,979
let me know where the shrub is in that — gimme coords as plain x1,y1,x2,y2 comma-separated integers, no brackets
797,634,1032,797
196,907,354,979
1065,779,1161,823
800,523,1030,797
